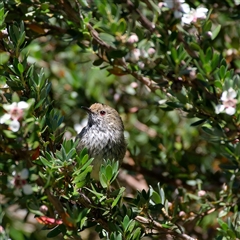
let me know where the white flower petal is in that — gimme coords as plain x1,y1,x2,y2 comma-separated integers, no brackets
225,107,236,115
181,14,194,24
9,120,20,132
215,104,225,114
220,91,228,101
20,168,29,179
0,114,11,124
196,7,208,18
228,88,237,99
181,3,190,13
23,184,33,195
18,101,29,109
174,10,182,19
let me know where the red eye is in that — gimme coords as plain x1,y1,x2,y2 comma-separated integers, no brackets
100,110,106,115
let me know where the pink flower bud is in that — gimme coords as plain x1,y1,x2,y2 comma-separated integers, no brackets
127,34,139,44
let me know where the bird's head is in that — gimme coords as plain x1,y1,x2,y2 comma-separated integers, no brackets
81,103,124,131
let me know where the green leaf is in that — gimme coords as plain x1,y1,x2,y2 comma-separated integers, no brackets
79,147,88,160
219,209,229,218
211,25,221,40
191,119,206,126
105,165,113,181
81,157,93,170
171,47,178,62
132,227,142,240
18,31,26,47
189,42,201,51
211,52,220,70
39,156,52,167
217,218,229,231
47,225,66,238
151,190,161,204
12,92,20,102
66,148,76,160
219,65,226,79
3,130,16,138
73,165,92,183
81,154,89,165
122,215,130,231
99,172,108,188
9,227,25,240
214,80,222,89
117,18,127,33
0,52,10,64
111,187,125,208
201,126,213,135
99,33,115,47
205,47,213,63
203,20,212,32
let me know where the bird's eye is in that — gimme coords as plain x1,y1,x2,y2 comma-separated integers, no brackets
100,110,106,116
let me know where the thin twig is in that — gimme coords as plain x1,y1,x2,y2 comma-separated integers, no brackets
135,215,197,240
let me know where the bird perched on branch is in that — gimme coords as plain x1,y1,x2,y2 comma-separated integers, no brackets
76,103,126,180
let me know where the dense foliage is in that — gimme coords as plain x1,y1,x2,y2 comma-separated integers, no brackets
1,0,240,239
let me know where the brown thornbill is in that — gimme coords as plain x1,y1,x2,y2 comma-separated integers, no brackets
76,103,127,180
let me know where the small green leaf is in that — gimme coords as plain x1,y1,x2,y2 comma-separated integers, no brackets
111,187,125,208
0,52,10,64
99,33,115,47
47,225,66,238
151,190,161,204
211,25,221,40
217,218,229,231
219,65,226,79
132,227,142,240
73,165,92,183
214,80,222,89
201,126,213,135
122,215,130,231
189,42,200,51
39,156,52,167
203,20,212,32
105,165,113,181
3,130,16,138
171,47,178,62
191,119,206,126
12,92,20,102
79,147,88,160
99,173,108,188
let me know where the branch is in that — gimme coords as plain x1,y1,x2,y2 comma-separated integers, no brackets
125,0,156,33
135,216,197,240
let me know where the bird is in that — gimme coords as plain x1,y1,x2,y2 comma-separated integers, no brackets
76,103,126,180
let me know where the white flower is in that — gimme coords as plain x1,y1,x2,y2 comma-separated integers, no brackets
138,61,145,69
163,0,186,18
0,101,29,132
163,0,185,10
162,0,208,25
127,34,139,44
147,48,156,57
215,88,237,115
9,120,20,132
10,168,33,196
182,6,208,25
198,190,206,197
125,48,141,63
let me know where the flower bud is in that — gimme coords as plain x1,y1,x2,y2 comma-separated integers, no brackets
127,34,139,44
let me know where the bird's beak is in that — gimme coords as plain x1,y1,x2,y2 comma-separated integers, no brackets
81,106,93,114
